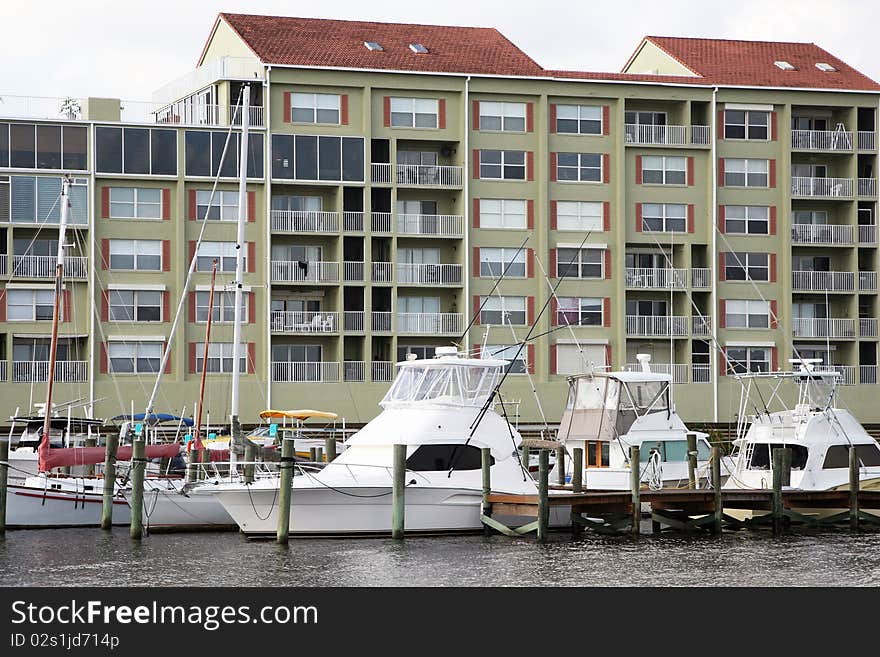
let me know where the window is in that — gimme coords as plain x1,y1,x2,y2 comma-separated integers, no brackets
484,344,527,374
0,123,87,170
479,150,526,180
272,195,322,212
586,441,610,467
724,159,769,187
726,346,770,374
725,206,769,234
625,111,666,127
823,444,880,469
557,297,602,326
6,289,57,321
108,341,162,374
390,97,439,128
184,130,263,178
793,210,828,225
480,296,526,325
406,444,488,471
271,134,364,182
109,240,161,271
479,247,526,278
815,63,837,73
557,152,602,182
108,290,162,322
642,203,686,232
396,345,443,361
109,187,162,219
774,61,796,71
725,300,770,329
479,199,527,229
195,291,247,323
196,242,240,272
556,104,602,134
364,41,383,51
556,201,603,231
7,176,88,225
724,110,769,140
197,343,247,373
642,155,686,185
291,93,340,124
479,102,526,132
725,252,769,282
409,43,429,54
556,248,603,278
196,190,239,221
96,127,177,175
626,299,668,316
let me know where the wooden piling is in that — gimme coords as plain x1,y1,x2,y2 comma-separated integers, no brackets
100,431,119,531
771,447,791,534
309,447,318,463
711,446,723,533
538,449,549,542
391,443,406,539
850,445,860,531
316,447,324,464
481,447,491,536
84,435,96,477
129,438,146,540
572,447,583,494
630,446,640,536
244,442,256,484
556,445,565,486
0,437,8,535
521,445,530,471
687,433,697,490
276,438,295,544
325,437,337,463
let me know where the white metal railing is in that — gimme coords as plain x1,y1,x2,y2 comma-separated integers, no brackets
271,210,339,233
790,223,854,245
371,361,394,383
0,258,6,276
271,361,340,383
625,267,688,289
344,361,365,382
343,261,365,282
344,311,365,332
395,164,463,187
790,177,853,198
0,361,6,382
397,263,463,285
791,129,853,150
814,365,856,386
692,364,712,384
13,361,88,383
271,260,339,283
371,311,392,332
791,318,856,338
151,56,265,107
397,313,464,334
230,105,265,128
371,163,392,184
860,365,878,385
625,362,688,383
791,270,854,292
691,268,711,288
692,315,712,337
624,124,686,145
859,318,878,338
371,262,393,283
858,131,876,151
371,212,392,233
858,225,878,244
12,255,88,279
270,311,338,333
343,211,365,232
860,271,878,291
691,125,711,145
396,214,464,237
858,178,877,196
625,315,689,337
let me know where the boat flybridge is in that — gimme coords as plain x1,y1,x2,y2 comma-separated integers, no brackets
556,354,733,490
203,346,536,536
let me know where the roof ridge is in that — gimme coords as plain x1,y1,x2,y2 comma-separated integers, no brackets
647,35,816,47
218,11,500,33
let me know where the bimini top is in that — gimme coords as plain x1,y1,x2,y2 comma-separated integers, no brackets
259,409,339,421
382,352,506,408
111,413,194,427
569,369,672,384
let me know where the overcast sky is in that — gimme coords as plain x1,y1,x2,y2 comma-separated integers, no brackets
2,0,879,101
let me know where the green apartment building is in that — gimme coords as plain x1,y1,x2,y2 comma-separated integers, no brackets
1,13,880,426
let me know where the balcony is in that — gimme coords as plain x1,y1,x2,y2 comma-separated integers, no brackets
859,318,878,338
858,178,877,197
397,313,464,334
860,365,878,384
344,311,365,332
691,268,711,289
859,271,877,292
692,315,712,337
791,177,853,198
370,163,463,188
152,56,265,108
343,261,365,282
791,270,854,292
858,131,876,151
791,318,856,338
343,211,365,232
625,267,688,289
371,262,393,283
0,361,6,382
371,212,392,233
692,364,712,384
625,362,688,384
271,361,340,383
12,255,88,279
371,311,393,332
397,263,462,286
13,361,88,383
271,210,339,234
858,225,878,244
270,311,338,333
344,361,365,382
371,361,394,383
791,129,853,151
790,224,854,246
625,315,689,337
397,214,464,238
270,260,339,284
155,103,265,128
625,124,686,145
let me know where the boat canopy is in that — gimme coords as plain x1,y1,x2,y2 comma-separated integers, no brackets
111,413,194,427
258,409,339,421
40,443,182,471
12,416,104,432
380,357,504,408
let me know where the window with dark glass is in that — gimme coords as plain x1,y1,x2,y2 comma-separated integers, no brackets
406,444,491,471
10,124,36,168
36,125,62,170
295,135,318,180
271,134,363,182
96,127,122,173
123,128,150,175
0,123,9,167
557,152,601,182
150,129,177,175
725,252,769,282
724,110,769,140
272,134,294,179
319,136,341,181
62,126,88,170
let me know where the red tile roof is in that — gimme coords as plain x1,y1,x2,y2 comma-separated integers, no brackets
217,13,544,77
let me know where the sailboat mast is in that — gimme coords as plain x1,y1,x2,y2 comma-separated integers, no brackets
193,260,218,453
229,85,250,473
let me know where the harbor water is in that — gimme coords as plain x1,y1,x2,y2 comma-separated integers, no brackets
1,528,879,586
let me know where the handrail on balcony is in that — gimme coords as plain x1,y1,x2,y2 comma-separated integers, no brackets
859,318,878,338
271,210,339,233
344,311,366,332
344,361,365,382
625,267,688,289
13,361,88,383
396,214,464,237
397,263,462,285
395,164,462,187
270,260,339,283
371,311,393,332
370,211,393,233
860,365,879,385
270,311,338,333
859,271,878,291
342,211,365,232
12,254,88,279
624,124,686,145
790,223,854,245
858,224,878,244
691,125,710,145
371,361,394,383
790,176,853,198
858,178,877,197
791,129,853,150
791,270,855,291
692,315,712,336
397,312,463,334
791,317,856,338
343,261,365,282
271,361,340,383
858,131,876,151
371,262,393,283
625,315,689,336
691,268,711,288
692,363,712,384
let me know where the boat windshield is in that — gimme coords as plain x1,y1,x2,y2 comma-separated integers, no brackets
558,376,620,443
381,363,501,407
619,381,669,414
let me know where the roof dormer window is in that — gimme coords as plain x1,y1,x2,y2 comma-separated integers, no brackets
774,60,796,71
364,41,383,51
409,43,429,54
815,62,837,72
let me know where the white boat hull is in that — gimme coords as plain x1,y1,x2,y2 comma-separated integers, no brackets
6,484,132,528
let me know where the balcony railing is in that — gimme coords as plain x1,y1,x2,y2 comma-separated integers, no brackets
790,223,854,245
624,124,686,145
397,313,464,334
692,315,712,337
371,311,392,332
271,260,339,283
0,361,6,382
12,255,88,279
625,362,688,384
271,210,339,233
371,361,394,383
155,103,265,128
271,361,340,383
395,164,463,188
791,318,856,338
344,311,365,332
270,311,338,333
371,212,392,233
0,258,7,276
860,271,878,291
859,318,878,338
343,211,365,232
396,214,464,237
691,268,711,289
791,270,854,292
13,361,88,383
791,129,853,150
858,131,876,151
858,178,877,197
691,125,711,145
230,105,265,128
397,263,462,285
860,365,878,384
625,267,688,289
343,261,365,282
344,361,365,382
791,177,853,198
858,225,878,244
814,365,856,386
625,315,689,337
692,364,712,384
371,163,392,184
372,262,393,283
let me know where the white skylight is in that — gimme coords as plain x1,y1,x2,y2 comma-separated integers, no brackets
815,62,837,72
774,60,797,71
364,41,384,51
409,43,429,54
